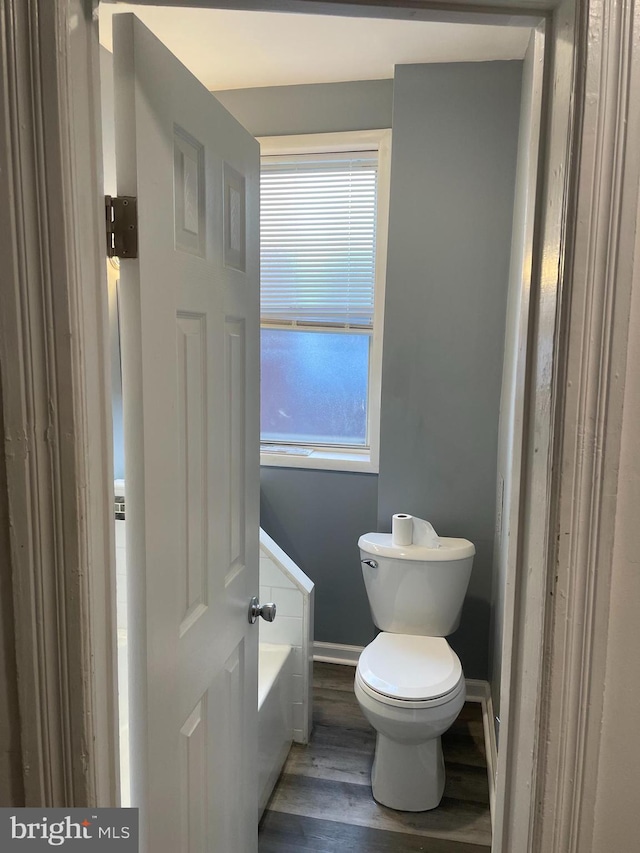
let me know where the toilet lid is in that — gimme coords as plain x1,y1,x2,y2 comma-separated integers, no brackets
358,633,462,701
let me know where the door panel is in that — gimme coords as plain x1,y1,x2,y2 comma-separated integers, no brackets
226,318,246,580
179,698,208,853
176,312,208,637
114,14,259,852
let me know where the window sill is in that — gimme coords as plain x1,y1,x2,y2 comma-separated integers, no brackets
260,447,378,474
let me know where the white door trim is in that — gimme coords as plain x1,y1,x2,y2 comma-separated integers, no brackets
534,2,640,849
0,0,118,806
492,0,577,847
2,3,638,853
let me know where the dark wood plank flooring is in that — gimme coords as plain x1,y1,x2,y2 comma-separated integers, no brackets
259,662,491,852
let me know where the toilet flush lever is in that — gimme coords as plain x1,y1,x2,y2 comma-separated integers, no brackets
248,596,277,624
361,559,378,569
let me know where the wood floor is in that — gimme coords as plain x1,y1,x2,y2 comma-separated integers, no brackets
259,662,492,852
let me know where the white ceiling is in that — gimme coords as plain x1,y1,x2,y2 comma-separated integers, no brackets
99,5,530,92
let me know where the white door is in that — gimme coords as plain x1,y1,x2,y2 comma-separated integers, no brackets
113,14,260,853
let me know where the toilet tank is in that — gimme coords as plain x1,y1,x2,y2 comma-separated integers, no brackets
359,533,475,636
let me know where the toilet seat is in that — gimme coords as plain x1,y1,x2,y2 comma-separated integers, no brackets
357,633,463,708
355,669,465,710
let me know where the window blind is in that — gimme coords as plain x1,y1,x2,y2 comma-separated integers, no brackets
260,152,378,329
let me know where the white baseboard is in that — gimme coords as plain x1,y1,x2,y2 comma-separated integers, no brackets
313,643,497,826
313,641,363,665
465,679,498,827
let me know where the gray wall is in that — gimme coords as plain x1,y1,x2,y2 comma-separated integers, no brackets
489,36,542,720
214,79,393,138
218,67,522,678
260,469,378,646
378,62,522,678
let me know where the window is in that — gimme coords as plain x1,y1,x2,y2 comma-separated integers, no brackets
259,130,391,472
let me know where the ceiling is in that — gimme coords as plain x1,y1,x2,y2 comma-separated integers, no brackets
98,4,531,92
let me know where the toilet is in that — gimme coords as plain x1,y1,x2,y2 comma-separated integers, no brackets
354,516,475,812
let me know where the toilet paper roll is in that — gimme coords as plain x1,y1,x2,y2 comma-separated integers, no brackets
392,513,413,546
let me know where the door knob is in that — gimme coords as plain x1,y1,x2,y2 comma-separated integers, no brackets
248,596,277,624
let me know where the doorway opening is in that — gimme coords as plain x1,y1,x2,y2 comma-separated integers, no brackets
98,3,545,850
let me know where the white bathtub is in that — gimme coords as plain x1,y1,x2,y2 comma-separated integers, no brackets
258,643,293,818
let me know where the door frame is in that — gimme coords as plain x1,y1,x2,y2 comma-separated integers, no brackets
1,1,638,851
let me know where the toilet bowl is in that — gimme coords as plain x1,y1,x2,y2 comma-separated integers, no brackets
355,518,475,811
354,632,465,811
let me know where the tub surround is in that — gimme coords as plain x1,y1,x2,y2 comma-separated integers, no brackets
258,644,293,819
256,531,314,816
259,529,315,744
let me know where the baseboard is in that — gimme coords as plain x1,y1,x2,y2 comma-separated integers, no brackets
313,641,363,665
465,679,497,828
313,644,497,827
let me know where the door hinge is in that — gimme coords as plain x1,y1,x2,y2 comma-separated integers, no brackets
105,195,138,259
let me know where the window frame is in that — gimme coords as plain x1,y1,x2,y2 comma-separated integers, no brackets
258,129,391,473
